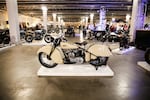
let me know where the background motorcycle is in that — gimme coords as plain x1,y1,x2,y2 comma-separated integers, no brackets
0,29,10,44
100,30,130,50
145,48,150,64
65,26,75,37
44,30,66,43
20,29,26,39
118,32,130,50
25,29,45,43
37,37,112,70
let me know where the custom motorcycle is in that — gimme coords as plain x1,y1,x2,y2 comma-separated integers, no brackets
37,37,112,70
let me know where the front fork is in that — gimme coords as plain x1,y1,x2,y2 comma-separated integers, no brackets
47,44,56,60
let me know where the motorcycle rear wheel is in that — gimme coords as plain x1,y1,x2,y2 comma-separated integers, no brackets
38,52,57,68
145,48,150,64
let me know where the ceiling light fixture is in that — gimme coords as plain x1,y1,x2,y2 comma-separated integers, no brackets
90,13,94,17
112,18,115,22
52,13,56,17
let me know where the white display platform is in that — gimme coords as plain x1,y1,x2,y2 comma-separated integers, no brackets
37,64,114,77
112,46,135,55
0,44,15,51
22,40,47,46
137,61,150,72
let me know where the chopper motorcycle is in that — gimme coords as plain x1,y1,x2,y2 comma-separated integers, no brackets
37,36,112,70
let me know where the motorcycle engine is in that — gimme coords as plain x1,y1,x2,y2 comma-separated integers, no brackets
63,49,84,64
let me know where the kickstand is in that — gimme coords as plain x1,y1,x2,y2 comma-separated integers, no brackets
95,66,99,70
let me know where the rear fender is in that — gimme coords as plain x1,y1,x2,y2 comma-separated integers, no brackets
85,44,112,62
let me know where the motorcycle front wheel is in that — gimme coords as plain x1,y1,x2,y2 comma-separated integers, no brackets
44,35,53,43
25,35,33,43
145,48,150,64
38,52,57,68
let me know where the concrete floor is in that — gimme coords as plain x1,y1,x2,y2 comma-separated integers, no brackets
0,37,150,100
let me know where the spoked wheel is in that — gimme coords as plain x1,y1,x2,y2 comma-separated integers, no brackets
38,52,57,68
145,48,150,64
25,35,33,43
44,35,53,43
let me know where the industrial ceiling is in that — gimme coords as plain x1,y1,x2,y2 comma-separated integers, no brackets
0,0,150,22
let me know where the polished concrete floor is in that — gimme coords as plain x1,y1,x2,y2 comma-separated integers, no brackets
0,37,150,100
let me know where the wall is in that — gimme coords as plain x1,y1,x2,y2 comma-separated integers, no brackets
0,10,42,29
19,14,42,27
0,11,8,29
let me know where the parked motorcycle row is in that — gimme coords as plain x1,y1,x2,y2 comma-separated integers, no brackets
20,28,46,43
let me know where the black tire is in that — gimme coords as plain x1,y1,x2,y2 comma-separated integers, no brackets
145,48,150,64
25,35,33,43
3,36,10,44
101,37,106,42
38,52,57,68
44,35,53,43
108,36,113,42
0,38,3,44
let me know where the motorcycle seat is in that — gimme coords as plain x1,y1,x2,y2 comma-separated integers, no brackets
75,41,88,46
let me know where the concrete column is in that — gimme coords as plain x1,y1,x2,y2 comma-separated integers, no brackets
90,13,94,24
6,0,20,43
58,16,61,27
82,18,85,26
99,6,106,31
80,30,84,42
126,14,131,23
42,6,48,32
53,13,57,28
130,0,146,42
85,17,88,28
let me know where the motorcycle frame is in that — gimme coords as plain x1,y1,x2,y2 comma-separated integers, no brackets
46,42,108,64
